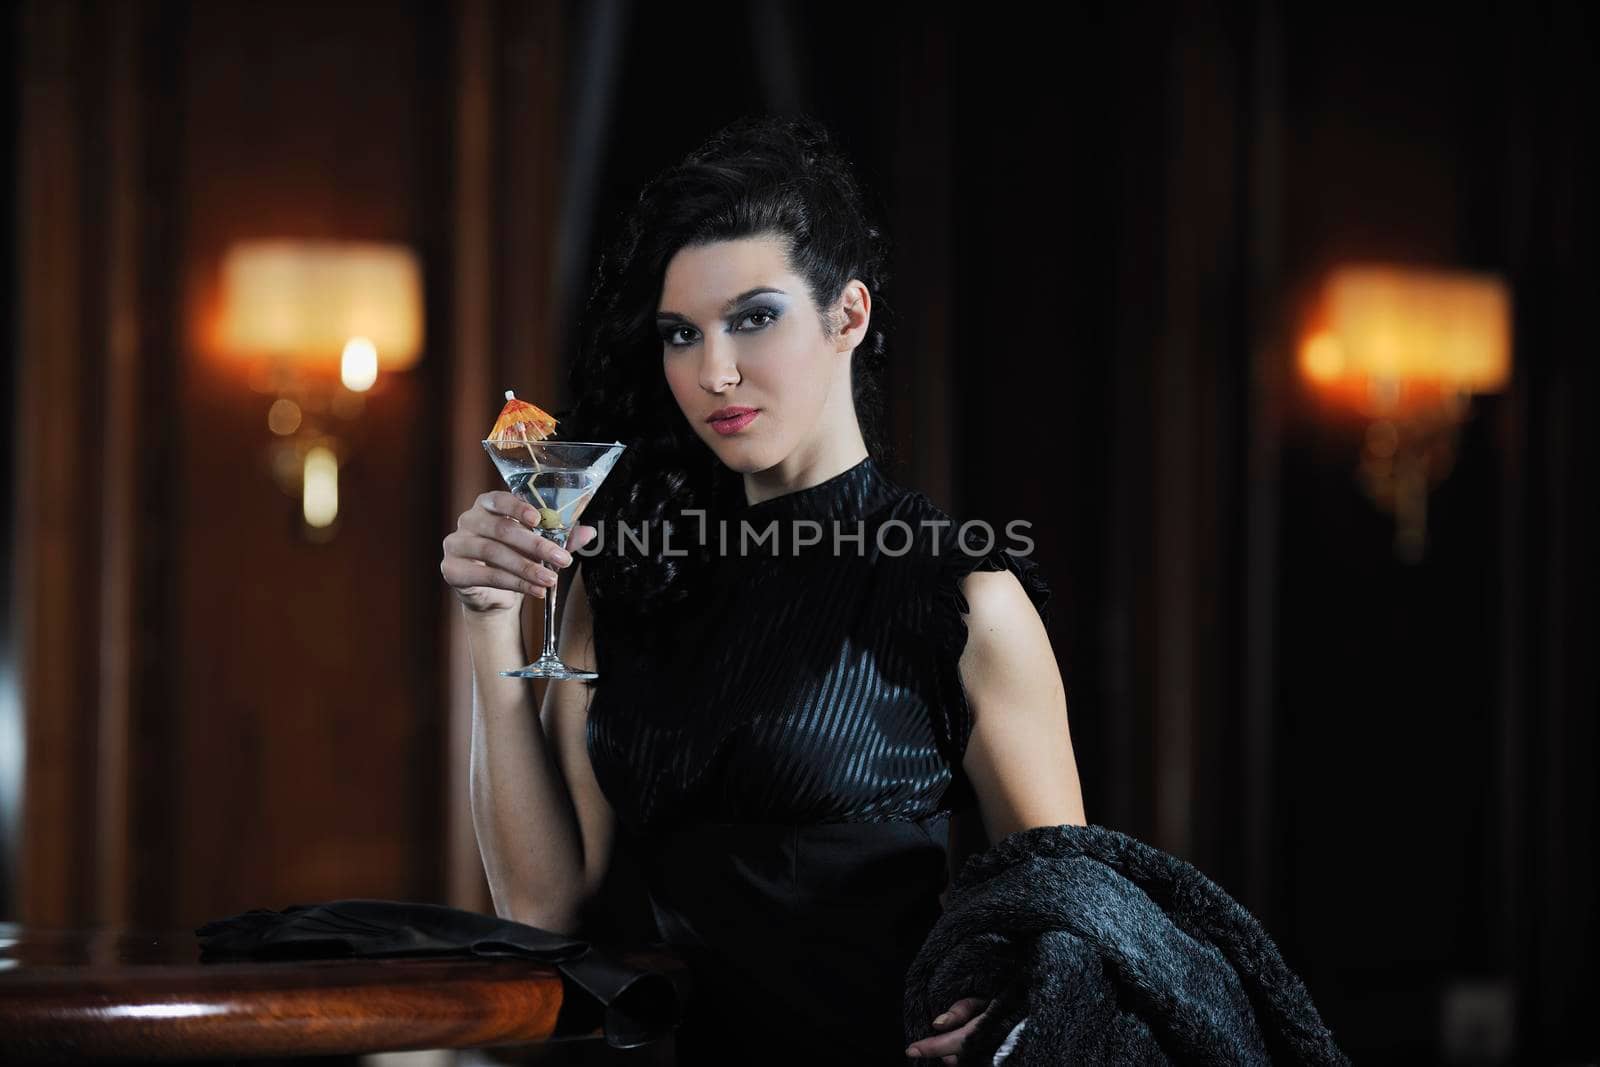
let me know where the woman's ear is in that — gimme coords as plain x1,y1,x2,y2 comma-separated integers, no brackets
833,279,871,353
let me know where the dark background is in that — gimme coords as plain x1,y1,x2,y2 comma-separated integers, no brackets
3,0,1594,1062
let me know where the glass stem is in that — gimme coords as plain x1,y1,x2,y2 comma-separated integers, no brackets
542,566,560,660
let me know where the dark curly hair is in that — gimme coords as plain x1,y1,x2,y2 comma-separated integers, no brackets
561,113,895,642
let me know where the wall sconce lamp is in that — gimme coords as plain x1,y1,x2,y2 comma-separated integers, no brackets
1299,265,1511,563
218,240,424,537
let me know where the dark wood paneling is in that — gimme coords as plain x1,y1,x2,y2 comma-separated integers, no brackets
0,0,19,923
95,0,145,929
163,0,446,928
12,0,462,934
15,0,98,928
127,0,190,934
443,0,497,918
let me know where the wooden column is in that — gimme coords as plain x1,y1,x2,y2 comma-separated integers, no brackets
16,0,94,928
13,0,154,928
444,0,497,915
94,0,146,930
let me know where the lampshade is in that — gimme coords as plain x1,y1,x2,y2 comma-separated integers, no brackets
219,240,424,371
1309,265,1511,392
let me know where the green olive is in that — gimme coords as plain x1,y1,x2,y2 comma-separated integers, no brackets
539,507,562,530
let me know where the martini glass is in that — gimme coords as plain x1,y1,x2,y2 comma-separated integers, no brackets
482,438,625,680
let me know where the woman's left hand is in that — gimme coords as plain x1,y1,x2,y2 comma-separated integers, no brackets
904,995,993,1064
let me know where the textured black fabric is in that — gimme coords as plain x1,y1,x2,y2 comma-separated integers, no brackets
584,456,1052,1062
903,824,1351,1066
193,899,682,1050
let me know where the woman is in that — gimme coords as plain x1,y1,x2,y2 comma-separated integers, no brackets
440,114,1086,1064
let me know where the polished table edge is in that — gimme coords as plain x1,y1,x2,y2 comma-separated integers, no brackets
0,927,689,1062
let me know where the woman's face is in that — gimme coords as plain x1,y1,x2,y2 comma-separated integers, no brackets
656,234,858,474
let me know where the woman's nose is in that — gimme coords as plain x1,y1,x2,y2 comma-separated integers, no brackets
698,336,740,392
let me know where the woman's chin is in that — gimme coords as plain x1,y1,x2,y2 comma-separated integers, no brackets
705,435,772,472
716,454,768,475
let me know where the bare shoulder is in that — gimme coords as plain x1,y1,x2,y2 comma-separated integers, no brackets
958,567,1046,648
955,565,1057,726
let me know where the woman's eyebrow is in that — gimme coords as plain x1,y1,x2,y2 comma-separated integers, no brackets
656,286,787,324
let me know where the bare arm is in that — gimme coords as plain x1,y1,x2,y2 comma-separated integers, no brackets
908,569,1088,1062
466,561,615,935
534,564,617,911
957,568,1087,843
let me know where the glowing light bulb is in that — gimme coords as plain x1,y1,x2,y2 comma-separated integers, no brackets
303,446,339,528
340,336,379,392
1301,332,1346,384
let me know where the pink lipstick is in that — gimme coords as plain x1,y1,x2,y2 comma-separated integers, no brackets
707,407,760,435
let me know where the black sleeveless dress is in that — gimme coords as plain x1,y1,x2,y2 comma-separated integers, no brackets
584,456,1051,1063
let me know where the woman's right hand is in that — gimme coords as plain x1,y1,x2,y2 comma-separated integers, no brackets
441,490,595,617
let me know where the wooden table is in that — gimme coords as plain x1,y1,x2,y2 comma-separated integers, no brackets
0,923,688,1064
